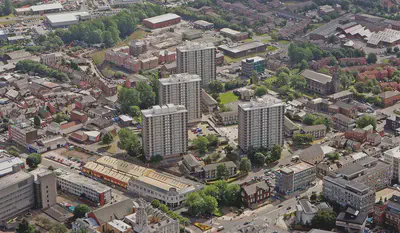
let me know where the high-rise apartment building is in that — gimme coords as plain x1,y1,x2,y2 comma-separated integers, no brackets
142,104,188,159
238,95,284,152
176,42,216,87
159,73,202,123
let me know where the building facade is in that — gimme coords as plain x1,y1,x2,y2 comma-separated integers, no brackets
176,42,216,87
383,146,400,183
241,180,271,207
238,95,284,152
34,171,57,209
158,73,202,123
141,104,188,159
241,56,265,77
275,162,316,195
8,121,38,148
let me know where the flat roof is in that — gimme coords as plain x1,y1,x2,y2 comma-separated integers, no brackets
46,12,89,24
239,94,283,111
141,104,187,118
159,73,201,85
289,161,314,173
218,41,266,54
58,171,111,193
31,3,63,12
0,171,32,189
143,13,180,24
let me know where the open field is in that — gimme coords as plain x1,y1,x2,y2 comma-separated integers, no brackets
219,92,239,104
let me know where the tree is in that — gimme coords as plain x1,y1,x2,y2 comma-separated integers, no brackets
387,47,393,54
254,152,266,166
73,204,90,218
299,59,309,71
26,153,42,168
216,163,229,180
271,144,282,161
206,134,219,147
293,134,313,145
356,114,376,130
223,184,241,204
102,31,115,47
367,53,377,64
149,154,163,163
101,132,113,145
135,81,156,109
3,0,13,16
311,210,337,230
255,86,268,97
118,129,141,157
291,75,306,90
203,195,218,214
128,106,140,117
193,136,209,154
224,144,234,154
49,223,67,233
34,115,41,127
208,80,224,93
325,151,338,160
303,114,316,125
341,0,350,10
7,145,20,157
239,157,251,173
202,185,221,200
53,112,69,123
16,219,37,233
151,199,161,208
395,47,400,53
118,87,140,114
310,192,318,201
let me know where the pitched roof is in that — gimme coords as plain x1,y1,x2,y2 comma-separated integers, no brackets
300,69,332,84
297,145,324,163
242,181,270,195
92,199,134,224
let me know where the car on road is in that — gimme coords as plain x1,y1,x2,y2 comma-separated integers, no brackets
287,206,291,210
217,226,225,231
244,221,250,225
278,204,283,208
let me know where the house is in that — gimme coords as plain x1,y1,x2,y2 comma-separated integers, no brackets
333,113,356,131
296,200,331,225
379,91,400,107
297,124,327,139
182,154,202,174
202,161,237,180
334,101,358,118
241,180,271,208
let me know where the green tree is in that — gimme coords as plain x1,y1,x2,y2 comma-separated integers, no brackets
26,153,42,168
291,75,307,90
34,115,41,127
356,114,376,130
128,106,140,117
271,144,282,161
54,112,69,123
149,154,163,163
367,53,377,64
216,163,229,180
223,184,241,204
3,0,13,16
49,223,67,233
206,134,219,147
395,47,400,53
193,136,209,154
202,185,221,200
118,128,142,156
7,146,20,157
254,152,266,166
102,31,115,47
327,152,339,161
239,157,251,173
208,80,224,93
255,86,268,97
118,87,140,114
311,210,337,230
151,200,161,208
293,134,313,145
101,132,113,145
387,47,393,54
341,0,350,10
135,81,156,109
16,219,37,233
203,195,218,214
299,59,309,71
73,204,90,218
303,114,316,125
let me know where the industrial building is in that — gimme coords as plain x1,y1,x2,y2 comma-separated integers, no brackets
16,3,63,15
238,95,284,152
0,153,25,177
82,156,201,207
46,12,90,28
142,13,181,29
142,104,188,159
57,170,111,206
158,73,202,122
218,42,267,58
193,20,214,30
220,28,248,41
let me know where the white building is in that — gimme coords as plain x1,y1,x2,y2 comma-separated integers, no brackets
176,42,216,87
383,146,400,183
238,95,285,151
141,104,188,159
57,170,112,205
46,12,90,27
158,73,202,123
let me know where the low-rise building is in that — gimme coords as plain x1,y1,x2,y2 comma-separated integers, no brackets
57,170,112,206
142,13,181,29
374,195,400,230
8,120,38,148
297,124,327,139
241,56,265,77
241,180,271,208
333,113,356,131
202,161,237,180
296,200,331,225
336,207,368,233
220,28,248,41
215,110,238,125
379,91,400,107
275,161,316,195
201,89,218,113
193,20,214,30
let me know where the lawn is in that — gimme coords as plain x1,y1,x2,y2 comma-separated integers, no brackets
278,40,291,45
90,30,147,65
261,38,270,43
243,38,253,43
0,13,15,19
266,45,278,52
219,92,239,104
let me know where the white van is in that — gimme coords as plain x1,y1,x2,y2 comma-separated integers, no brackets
217,226,225,231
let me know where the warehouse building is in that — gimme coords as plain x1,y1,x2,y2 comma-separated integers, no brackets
193,20,214,30
142,13,181,29
219,42,267,58
57,170,111,206
83,156,202,207
46,12,90,28
16,3,64,15
220,28,248,41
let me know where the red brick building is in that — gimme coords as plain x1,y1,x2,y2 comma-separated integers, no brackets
379,91,400,107
142,13,181,29
374,195,400,231
70,110,88,123
241,180,272,207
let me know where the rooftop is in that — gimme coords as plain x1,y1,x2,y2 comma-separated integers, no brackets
143,13,180,25
0,170,32,189
158,73,201,85
141,104,187,117
57,171,111,193
218,41,266,54
177,41,216,52
31,3,63,12
239,94,283,111
46,12,90,24
301,69,332,84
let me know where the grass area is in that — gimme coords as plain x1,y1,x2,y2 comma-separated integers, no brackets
0,13,15,19
243,38,253,43
278,40,291,45
265,76,277,85
219,92,239,104
266,45,278,52
224,51,266,63
382,59,390,64
261,38,270,43
90,29,147,65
